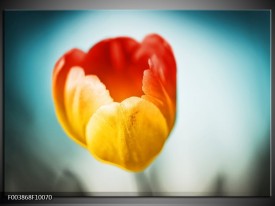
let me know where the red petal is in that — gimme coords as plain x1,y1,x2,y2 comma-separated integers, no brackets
82,37,146,102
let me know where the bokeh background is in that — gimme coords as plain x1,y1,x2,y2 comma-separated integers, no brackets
4,10,270,196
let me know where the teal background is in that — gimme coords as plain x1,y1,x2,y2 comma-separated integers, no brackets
4,11,270,195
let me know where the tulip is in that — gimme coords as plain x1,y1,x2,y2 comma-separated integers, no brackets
52,34,176,172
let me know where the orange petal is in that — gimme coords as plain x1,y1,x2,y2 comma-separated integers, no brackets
64,67,113,146
85,97,168,172
136,34,176,100
52,49,86,146
138,34,176,130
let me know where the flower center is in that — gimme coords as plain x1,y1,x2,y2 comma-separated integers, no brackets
90,64,146,102
82,37,149,102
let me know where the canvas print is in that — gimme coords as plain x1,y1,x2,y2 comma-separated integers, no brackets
4,10,270,196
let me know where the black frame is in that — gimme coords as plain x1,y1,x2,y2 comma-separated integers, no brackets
0,0,273,205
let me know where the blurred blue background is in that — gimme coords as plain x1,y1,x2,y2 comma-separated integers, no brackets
4,10,270,195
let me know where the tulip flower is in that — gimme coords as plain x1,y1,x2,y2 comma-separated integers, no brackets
52,34,176,172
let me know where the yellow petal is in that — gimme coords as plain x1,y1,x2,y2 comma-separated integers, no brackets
64,67,113,146
85,97,168,172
